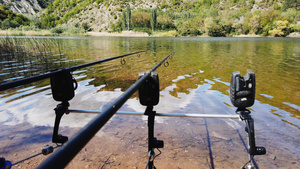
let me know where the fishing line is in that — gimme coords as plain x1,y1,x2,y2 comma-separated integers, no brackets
0,50,147,91
154,148,161,158
145,156,151,169
145,148,160,169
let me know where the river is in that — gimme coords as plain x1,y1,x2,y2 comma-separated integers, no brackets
0,36,299,168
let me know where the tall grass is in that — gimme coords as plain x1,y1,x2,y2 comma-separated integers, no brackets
0,37,65,83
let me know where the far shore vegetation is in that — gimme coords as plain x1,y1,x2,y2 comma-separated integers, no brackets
0,0,300,37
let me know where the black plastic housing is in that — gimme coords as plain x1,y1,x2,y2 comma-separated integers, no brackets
230,71,255,109
138,72,159,106
50,69,75,102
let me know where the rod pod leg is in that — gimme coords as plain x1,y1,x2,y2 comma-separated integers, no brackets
52,101,69,144
145,106,164,169
145,106,155,169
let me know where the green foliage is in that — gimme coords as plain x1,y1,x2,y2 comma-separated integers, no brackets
131,12,150,28
177,20,202,36
31,0,300,37
51,26,67,34
282,0,298,11
1,19,12,29
40,0,97,29
269,20,292,37
111,19,122,32
204,17,226,36
50,25,85,35
0,5,30,29
81,22,90,31
133,27,152,35
157,13,175,30
41,14,57,29
37,0,49,8
282,8,300,23
126,6,131,30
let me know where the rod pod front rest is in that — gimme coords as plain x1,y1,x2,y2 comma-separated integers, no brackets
138,72,159,106
230,71,255,109
50,69,77,102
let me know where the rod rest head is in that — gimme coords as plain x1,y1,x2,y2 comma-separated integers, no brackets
139,72,159,106
50,69,77,102
230,71,255,109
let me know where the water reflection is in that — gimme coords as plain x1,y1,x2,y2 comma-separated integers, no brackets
0,37,299,128
0,37,299,168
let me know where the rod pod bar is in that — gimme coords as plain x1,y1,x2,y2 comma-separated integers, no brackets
37,52,174,169
0,50,147,91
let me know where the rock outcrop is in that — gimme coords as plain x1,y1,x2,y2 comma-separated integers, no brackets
0,0,43,15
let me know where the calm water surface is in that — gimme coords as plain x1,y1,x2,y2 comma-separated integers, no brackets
0,36,299,168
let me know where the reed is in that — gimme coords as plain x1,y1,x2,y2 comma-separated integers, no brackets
0,37,64,83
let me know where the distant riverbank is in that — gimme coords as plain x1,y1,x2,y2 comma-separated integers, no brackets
1,29,300,38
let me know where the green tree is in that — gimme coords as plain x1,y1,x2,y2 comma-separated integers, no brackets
283,0,298,11
1,18,11,29
131,12,150,28
41,14,56,29
157,14,175,30
122,10,127,30
150,8,157,33
126,6,131,30
269,20,292,37
0,5,30,29
81,22,89,31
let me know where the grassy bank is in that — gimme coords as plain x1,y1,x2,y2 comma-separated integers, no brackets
0,25,88,36
0,30,52,36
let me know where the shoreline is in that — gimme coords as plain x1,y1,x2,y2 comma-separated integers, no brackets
0,29,300,38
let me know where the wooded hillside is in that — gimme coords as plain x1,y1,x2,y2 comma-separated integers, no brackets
1,0,300,37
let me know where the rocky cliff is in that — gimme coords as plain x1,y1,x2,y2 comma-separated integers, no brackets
0,0,48,15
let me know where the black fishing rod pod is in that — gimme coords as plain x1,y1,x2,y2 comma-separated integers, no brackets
230,71,266,157
139,72,163,169
50,69,78,144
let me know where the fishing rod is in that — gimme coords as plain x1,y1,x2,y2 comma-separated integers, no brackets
0,50,147,91
1,52,266,169
36,52,175,169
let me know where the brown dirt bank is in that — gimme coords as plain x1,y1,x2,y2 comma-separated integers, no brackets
1,114,298,169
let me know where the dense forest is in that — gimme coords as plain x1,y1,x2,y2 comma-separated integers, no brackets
0,0,299,37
